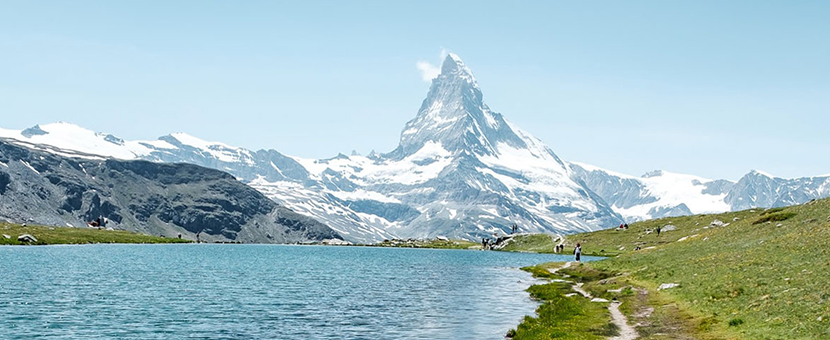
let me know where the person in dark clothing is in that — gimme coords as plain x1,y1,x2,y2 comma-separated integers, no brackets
574,243,582,262
656,226,662,237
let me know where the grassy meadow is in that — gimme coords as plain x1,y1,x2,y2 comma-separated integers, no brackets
499,233,562,253
0,222,191,245
373,238,479,249
506,198,830,339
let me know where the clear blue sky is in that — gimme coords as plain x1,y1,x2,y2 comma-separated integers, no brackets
1,1,828,180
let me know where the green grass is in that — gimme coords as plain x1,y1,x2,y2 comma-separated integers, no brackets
499,234,561,253
752,211,797,225
372,238,478,249
575,198,830,339
0,222,191,245
508,262,617,340
760,207,787,215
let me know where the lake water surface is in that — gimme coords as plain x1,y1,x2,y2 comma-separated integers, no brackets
0,244,595,339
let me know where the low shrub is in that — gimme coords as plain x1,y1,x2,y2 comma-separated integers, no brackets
752,212,797,225
760,207,786,216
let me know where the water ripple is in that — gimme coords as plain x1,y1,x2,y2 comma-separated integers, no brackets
0,244,588,339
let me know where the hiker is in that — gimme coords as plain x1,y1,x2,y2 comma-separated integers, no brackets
574,243,582,262
624,223,628,229
196,232,201,243
482,238,487,249
177,233,182,239
657,226,662,237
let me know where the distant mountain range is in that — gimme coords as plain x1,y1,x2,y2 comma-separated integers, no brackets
2,54,827,242
569,163,829,221
0,140,341,243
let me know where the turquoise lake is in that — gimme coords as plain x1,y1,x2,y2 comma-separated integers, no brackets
0,244,594,339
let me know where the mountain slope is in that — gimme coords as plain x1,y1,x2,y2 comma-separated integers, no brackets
0,140,342,243
273,54,624,239
569,162,830,222
2,55,828,239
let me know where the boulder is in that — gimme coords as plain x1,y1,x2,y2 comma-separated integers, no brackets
658,283,680,291
17,234,37,243
2,234,10,239
436,236,449,241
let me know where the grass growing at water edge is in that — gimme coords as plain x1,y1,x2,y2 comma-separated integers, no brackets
507,262,617,340
0,222,191,245
499,234,562,253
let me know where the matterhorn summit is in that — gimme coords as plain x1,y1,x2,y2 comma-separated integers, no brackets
393,53,533,160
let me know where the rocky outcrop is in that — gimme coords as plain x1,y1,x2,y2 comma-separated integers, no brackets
17,234,37,243
0,141,341,243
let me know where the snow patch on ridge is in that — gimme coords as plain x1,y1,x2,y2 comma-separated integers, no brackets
296,141,452,186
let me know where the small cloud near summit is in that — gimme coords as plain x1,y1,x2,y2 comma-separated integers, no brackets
415,48,450,82
416,61,440,82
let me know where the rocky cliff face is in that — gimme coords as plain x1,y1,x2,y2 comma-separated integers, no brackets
0,140,341,243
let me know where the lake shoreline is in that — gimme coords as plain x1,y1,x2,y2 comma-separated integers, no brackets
1,222,191,245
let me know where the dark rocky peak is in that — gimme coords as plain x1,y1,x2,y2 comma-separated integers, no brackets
21,125,48,138
641,170,664,178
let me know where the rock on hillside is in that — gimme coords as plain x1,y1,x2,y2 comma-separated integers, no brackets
0,140,341,243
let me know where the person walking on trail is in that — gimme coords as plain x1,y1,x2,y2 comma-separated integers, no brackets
656,226,662,237
574,243,582,262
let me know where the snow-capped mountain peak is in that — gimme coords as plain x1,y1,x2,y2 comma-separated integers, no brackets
393,54,533,160
441,53,478,87
0,122,152,160
747,169,776,178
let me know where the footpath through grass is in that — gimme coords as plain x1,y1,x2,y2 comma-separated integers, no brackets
0,222,191,245
512,198,830,339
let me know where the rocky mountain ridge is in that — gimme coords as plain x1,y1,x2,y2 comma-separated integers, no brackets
0,139,342,243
